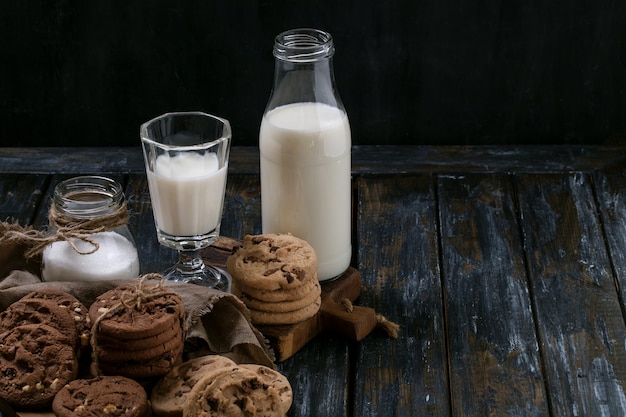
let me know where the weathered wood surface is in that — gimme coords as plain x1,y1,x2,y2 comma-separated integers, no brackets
2,145,626,417
2,145,626,175
439,173,546,415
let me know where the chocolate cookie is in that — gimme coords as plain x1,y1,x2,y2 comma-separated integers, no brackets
52,376,150,417
89,284,184,340
226,234,318,291
182,367,283,417
0,298,79,351
96,319,181,351
0,324,78,410
151,355,238,417
22,288,91,351
95,325,183,363
97,342,184,380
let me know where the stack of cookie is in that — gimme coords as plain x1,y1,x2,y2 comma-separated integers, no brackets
0,289,89,410
89,281,185,382
227,233,321,325
151,354,292,417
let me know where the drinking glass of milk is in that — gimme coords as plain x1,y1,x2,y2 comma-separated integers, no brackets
140,111,232,291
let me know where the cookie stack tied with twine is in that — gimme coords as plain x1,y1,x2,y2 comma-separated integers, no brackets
0,289,89,410
227,233,321,326
89,275,185,383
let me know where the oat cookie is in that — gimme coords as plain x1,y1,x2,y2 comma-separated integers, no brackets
151,355,238,417
240,281,321,313
183,367,284,417
0,324,78,410
241,364,293,414
52,376,150,417
248,296,321,326
227,233,318,291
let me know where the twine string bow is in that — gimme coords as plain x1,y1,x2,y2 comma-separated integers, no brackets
90,273,180,374
0,200,130,258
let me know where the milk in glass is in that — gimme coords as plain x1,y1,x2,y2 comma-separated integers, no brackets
146,152,227,237
260,102,351,280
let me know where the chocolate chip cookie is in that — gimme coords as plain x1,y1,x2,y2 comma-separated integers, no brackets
227,234,318,291
22,288,91,352
151,355,238,417
0,298,80,352
182,367,284,417
241,364,293,414
52,376,150,417
0,324,78,410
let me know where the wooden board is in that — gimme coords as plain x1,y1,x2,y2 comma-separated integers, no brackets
203,238,377,361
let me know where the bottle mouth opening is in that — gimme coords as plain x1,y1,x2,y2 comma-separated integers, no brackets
273,28,334,62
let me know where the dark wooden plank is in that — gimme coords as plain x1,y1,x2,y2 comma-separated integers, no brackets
2,146,626,175
351,145,626,175
438,173,547,415
0,147,145,174
220,174,263,239
0,147,261,175
0,173,50,278
593,165,626,315
277,335,351,417
0,173,49,224
354,175,450,416
516,173,626,416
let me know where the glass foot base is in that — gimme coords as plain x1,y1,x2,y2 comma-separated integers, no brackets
163,263,232,292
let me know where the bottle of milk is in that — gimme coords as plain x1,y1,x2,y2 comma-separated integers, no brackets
260,28,352,281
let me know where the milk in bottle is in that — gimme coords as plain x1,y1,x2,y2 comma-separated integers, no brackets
260,102,351,280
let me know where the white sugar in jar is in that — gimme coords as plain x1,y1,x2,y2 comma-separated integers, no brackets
41,176,140,282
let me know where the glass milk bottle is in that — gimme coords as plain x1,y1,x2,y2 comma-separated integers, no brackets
41,176,140,282
260,28,352,281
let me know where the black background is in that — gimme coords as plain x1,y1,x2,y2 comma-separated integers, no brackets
1,1,625,147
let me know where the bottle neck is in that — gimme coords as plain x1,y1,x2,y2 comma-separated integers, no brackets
53,176,124,220
266,29,344,112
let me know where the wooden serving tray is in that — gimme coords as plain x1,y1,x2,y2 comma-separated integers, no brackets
203,237,377,361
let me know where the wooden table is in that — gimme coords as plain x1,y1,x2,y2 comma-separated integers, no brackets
2,145,626,416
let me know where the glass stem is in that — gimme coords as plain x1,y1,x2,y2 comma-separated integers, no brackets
176,250,206,275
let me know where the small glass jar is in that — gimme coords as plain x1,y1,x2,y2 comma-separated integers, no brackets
41,176,140,282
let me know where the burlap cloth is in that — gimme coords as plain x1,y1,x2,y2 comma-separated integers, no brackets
0,224,276,369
